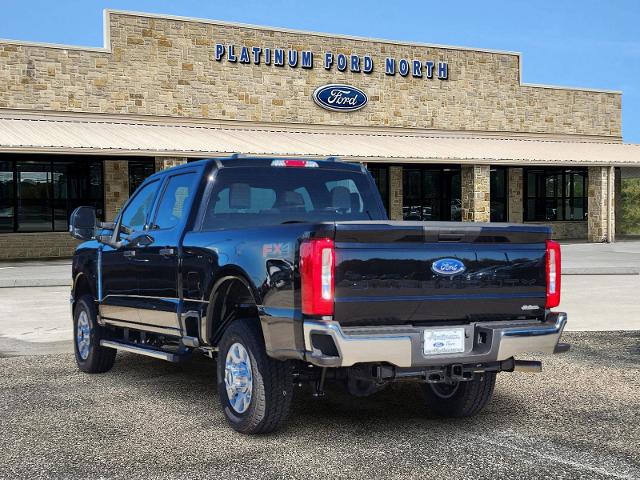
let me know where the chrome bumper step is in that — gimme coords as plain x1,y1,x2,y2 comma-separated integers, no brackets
100,339,183,362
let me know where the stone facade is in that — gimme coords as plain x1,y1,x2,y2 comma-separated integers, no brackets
0,11,621,138
0,11,626,259
507,167,524,223
104,160,130,221
155,156,188,171
388,166,403,220
0,233,79,260
461,165,490,222
588,166,615,242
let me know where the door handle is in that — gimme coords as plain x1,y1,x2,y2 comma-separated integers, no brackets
159,248,175,256
123,250,136,258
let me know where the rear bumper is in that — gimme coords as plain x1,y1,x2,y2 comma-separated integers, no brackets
303,312,568,368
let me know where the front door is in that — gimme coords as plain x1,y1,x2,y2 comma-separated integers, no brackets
100,179,160,324
134,171,199,332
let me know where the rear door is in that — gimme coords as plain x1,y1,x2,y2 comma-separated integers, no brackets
134,170,199,331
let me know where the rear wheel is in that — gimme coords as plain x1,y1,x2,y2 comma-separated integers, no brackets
216,318,293,434
421,372,496,418
73,295,116,373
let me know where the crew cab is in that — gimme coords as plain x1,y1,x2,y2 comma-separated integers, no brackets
69,156,569,434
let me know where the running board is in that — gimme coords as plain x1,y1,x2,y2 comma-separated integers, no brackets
100,340,183,362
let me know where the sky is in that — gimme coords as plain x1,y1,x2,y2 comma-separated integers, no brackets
1,0,638,142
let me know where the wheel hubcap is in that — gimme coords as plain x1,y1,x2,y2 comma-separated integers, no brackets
224,342,253,414
76,310,91,360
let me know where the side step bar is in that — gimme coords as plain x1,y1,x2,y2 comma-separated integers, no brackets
100,340,183,363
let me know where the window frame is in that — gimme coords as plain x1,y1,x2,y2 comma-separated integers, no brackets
148,171,198,232
113,178,161,241
523,167,588,222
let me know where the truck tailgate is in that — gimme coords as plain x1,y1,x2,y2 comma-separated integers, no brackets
332,221,550,326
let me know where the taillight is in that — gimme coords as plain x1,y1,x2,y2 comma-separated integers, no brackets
300,238,334,316
545,240,561,308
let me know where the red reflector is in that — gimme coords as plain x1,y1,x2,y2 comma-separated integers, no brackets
300,238,334,316
545,240,561,308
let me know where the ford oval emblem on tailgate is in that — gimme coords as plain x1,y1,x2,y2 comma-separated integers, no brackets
312,84,368,112
431,258,466,276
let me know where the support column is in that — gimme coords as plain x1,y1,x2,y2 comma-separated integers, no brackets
588,166,615,242
461,165,490,222
155,156,188,171
388,165,403,220
508,167,524,223
104,160,129,221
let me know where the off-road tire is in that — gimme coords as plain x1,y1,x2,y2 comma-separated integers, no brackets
216,318,293,434
421,372,496,418
73,295,116,373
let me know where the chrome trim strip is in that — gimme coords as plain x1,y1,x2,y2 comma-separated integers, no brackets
100,317,181,336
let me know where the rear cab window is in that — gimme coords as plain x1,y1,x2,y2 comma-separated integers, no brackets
202,166,385,230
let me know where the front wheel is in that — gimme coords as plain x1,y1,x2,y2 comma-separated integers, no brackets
421,372,496,418
216,318,293,434
73,295,116,373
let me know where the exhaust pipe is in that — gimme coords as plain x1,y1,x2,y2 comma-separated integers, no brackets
512,360,542,373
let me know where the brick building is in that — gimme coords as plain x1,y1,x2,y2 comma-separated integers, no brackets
0,10,638,259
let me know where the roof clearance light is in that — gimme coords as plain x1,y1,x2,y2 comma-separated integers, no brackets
271,159,319,168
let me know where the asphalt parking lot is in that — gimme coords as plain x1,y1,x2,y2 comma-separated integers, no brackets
1,331,638,480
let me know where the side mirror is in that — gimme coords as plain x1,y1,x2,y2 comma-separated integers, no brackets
69,206,97,241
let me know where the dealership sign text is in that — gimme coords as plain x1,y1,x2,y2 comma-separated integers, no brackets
214,44,448,80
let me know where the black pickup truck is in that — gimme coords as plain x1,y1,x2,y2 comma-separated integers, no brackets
69,156,568,434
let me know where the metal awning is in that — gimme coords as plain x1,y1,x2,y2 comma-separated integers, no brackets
0,112,639,166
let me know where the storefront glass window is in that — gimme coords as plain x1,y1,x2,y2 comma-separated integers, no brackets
128,159,156,195
524,168,587,221
490,167,508,222
402,166,461,221
0,155,105,232
367,165,389,216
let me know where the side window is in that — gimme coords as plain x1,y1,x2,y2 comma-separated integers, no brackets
152,173,197,230
119,180,159,235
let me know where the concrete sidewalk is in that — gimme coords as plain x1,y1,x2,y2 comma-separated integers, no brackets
0,259,71,287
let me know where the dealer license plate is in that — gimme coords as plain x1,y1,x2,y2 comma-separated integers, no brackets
423,328,466,355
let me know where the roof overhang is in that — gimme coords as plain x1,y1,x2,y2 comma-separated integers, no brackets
0,110,638,167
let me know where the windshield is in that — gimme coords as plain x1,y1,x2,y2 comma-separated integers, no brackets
202,166,386,230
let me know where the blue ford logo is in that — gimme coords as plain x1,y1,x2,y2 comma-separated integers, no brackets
312,84,368,112
431,258,466,276
433,341,445,348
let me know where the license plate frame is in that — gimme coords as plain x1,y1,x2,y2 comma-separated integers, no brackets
423,327,466,356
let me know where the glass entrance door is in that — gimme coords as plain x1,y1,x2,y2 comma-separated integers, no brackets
402,166,461,221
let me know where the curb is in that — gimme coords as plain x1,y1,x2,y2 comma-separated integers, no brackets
0,279,71,288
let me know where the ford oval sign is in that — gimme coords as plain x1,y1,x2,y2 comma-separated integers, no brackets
431,258,466,276
312,84,368,112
